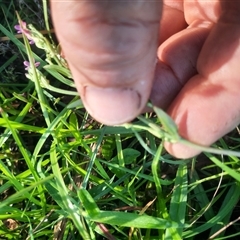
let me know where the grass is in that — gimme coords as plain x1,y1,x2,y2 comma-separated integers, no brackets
0,0,240,239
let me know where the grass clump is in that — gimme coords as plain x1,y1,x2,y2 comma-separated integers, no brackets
0,1,240,239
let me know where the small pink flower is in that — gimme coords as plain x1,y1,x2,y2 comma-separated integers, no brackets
23,60,40,70
14,21,34,44
14,21,27,33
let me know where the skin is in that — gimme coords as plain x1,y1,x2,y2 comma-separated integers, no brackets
50,0,240,158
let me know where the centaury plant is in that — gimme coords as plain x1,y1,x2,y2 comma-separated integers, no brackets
0,1,240,239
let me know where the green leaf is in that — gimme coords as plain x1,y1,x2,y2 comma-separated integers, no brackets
79,189,100,217
44,64,72,79
183,183,240,238
112,148,141,165
165,164,188,239
109,148,141,177
91,211,182,229
205,153,240,181
153,106,179,140
67,99,84,109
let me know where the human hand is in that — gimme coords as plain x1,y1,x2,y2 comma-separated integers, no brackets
50,1,240,158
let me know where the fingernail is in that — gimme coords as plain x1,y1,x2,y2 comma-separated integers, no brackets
83,86,141,125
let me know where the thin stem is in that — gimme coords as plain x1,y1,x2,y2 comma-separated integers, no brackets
179,139,240,158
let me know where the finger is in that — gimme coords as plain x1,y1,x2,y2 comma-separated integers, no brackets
151,20,212,109
164,9,240,158
50,0,162,125
158,1,186,44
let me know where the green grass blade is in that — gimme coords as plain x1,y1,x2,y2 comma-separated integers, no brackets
183,183,240,238
205,153,240,181
79,189,182,230
49,141,92,239
165,164,188,239
92,211,181,229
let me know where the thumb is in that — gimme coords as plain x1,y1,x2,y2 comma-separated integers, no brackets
51,0,162,125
